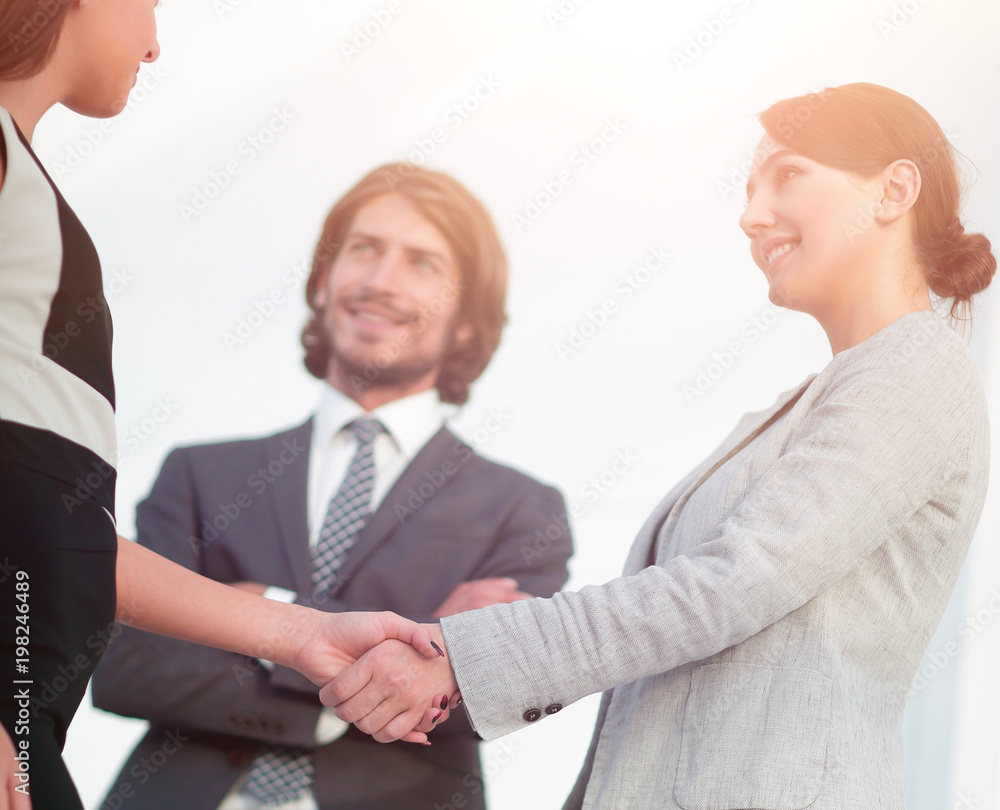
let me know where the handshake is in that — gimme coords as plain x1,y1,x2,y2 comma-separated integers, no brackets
295,611,463,744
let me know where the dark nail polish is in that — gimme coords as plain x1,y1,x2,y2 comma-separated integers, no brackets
440,695,449,710
430,641,445,657
432,710,443,724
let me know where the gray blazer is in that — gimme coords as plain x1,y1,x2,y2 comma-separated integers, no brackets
442,311,990,810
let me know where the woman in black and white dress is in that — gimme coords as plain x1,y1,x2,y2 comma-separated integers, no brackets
0,4,438,808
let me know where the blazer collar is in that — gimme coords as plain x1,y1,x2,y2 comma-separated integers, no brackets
626,375,816,572
261,420,315,590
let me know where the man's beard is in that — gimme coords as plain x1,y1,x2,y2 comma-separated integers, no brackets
330,337,448,389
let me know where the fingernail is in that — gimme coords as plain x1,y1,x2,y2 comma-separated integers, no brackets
430,641,445,657
422,741,432,746
456,697,463,706
432,710,443,724
440,695,449,711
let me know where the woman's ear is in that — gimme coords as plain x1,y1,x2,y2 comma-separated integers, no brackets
874,159,921,224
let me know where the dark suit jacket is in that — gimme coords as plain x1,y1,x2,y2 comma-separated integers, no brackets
92,420,572,810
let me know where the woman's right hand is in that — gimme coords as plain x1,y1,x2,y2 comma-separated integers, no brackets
1,724,30,810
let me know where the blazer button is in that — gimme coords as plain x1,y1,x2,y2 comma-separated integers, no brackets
545,704,563,715
523,709,542,722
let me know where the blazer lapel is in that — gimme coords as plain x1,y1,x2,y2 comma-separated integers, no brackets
262,420,314,591
329,426,461,598
644,376,815,566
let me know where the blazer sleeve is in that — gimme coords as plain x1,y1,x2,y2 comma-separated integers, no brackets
91,448,326,749
441,346,988,740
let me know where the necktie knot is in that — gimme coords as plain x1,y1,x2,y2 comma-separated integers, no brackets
346,417,384,447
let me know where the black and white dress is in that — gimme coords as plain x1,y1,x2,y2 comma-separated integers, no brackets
0,105,119,810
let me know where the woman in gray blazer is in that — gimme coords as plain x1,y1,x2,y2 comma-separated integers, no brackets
327,83,996,810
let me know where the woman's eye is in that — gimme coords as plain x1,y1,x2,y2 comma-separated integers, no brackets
775,166,800,185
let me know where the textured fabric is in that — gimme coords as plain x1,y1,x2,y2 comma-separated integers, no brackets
442,310,990,809
240,746,316,807
241,420,382,805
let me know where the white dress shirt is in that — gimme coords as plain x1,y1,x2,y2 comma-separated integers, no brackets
218,386,445,810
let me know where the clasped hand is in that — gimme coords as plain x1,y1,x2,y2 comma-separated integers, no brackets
319,623,461,743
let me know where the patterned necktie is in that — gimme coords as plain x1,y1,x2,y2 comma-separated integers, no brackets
239,418,383,807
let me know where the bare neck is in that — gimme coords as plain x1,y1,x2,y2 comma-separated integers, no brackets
0,73,61,142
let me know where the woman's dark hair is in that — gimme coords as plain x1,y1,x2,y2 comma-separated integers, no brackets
760,83,995,320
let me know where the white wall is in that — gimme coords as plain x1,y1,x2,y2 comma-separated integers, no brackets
26,1,1000,807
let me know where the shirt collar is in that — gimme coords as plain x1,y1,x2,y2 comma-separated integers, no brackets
314,385,445,460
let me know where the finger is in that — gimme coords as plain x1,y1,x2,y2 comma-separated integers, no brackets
513,591,533,601
319,659,376,713
373,706,430,744
379,613,441,660
400,729,430,744
7,777,31,810
410,705,446,735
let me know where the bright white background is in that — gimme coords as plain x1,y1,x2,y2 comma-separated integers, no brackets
26,0,1000,808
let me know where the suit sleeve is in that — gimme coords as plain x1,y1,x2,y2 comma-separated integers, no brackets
441,347,987,740
91,448,326,748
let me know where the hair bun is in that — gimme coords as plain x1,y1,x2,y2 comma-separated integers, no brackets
926,228,996,309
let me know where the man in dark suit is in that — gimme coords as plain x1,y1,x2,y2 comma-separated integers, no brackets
91,164,573,810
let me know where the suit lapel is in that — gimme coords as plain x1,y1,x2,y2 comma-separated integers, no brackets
329,426,461,597
639,376,815,567
261,420,314,591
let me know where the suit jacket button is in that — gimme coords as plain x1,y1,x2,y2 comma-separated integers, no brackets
545,704,563,715
523,709,542,722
